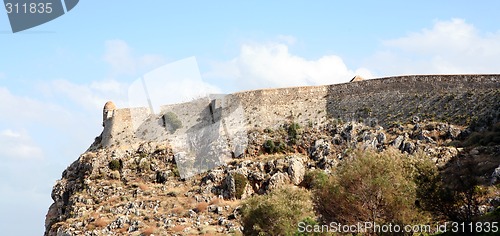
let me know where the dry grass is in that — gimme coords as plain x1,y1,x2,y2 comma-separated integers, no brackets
171,225,186,233
209,197,221,205
199,225,218,235
90,212,100,219
186,197,197,205
161,185,189,197
141,226,157,236
87,224,96,231
195,202,208,212
117,224,129,233
222,199,241,209
102,196,120,206
253,153,286,163
94,217,110,228
99,179,122,186
138,183,149,191
171,207,184,215
208,197,241,209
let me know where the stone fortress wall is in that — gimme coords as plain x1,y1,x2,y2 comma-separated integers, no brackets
100,74,500,147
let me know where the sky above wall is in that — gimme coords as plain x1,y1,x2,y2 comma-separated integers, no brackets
1,1,500,235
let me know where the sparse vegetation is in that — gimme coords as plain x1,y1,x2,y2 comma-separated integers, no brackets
46,78,500,235
288,122,301,144
263,139,287,154
263,139,276,153
453,122,500,147
93,217,110,228
141,226,157,236
163,111,183,133
415,153,490,223
301,169,328,190
171,225,186,233
314,148,422,226
241,186,314,236
138,158,151,172
108,159,121,171
233,173,248,199
194,202,208,213
137,182,149,191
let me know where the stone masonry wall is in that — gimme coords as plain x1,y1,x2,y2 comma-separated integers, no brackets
100,74,500,147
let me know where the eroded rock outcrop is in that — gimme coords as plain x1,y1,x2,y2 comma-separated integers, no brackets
45,75,500,235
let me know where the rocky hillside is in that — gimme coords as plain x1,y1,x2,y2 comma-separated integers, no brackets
44,77,500,236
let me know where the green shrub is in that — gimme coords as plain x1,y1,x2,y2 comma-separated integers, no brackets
463,131,500,147
138,159,151,172
233,173,248,199
314,148,420,226
163,112,182,133
241,186,315,236
263,140,288,154
108,159,121,171
301,169,328,190
447,140,462,147
463,132,483,146
415,155,486,222
276,140,287,153
412,154,444,213
296,217,321,236
263,139,276,153
172,166,180,177
288,123,300,144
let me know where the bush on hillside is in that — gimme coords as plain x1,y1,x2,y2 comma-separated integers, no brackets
233,173,248,199
263,139,288,154
314,148,421,226
163,112,182,133
263,139,276,153
288,123,301,144
108,159,121,171
301,169,329,190
241,186,315,236
415,154,487,223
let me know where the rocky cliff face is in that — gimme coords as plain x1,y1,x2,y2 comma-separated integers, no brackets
44,75,500,236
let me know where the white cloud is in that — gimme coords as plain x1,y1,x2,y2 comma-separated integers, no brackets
50,79,129,111
90,79,124,94
0,40,171,236
385,19,478,54
103,39,166,76
205,42,373,91
0,86,95,162
0,129,21,138
129,57,221,112
0,129,43,160
47,40,168,112
0,87,71,126
366,18,500,75
103,40,135,74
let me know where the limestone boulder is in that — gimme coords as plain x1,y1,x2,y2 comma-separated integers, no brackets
491,165,500,184
287,157,305,185
309,139,330,160
392,135,405,149
376,132,386,144
267,172,290,191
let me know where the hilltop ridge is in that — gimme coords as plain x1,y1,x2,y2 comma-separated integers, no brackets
96,74,500,149
45,74,500,235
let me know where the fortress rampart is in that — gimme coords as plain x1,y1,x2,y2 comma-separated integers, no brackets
98,74,500,148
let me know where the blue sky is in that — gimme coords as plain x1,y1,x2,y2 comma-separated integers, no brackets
1,1,500,235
